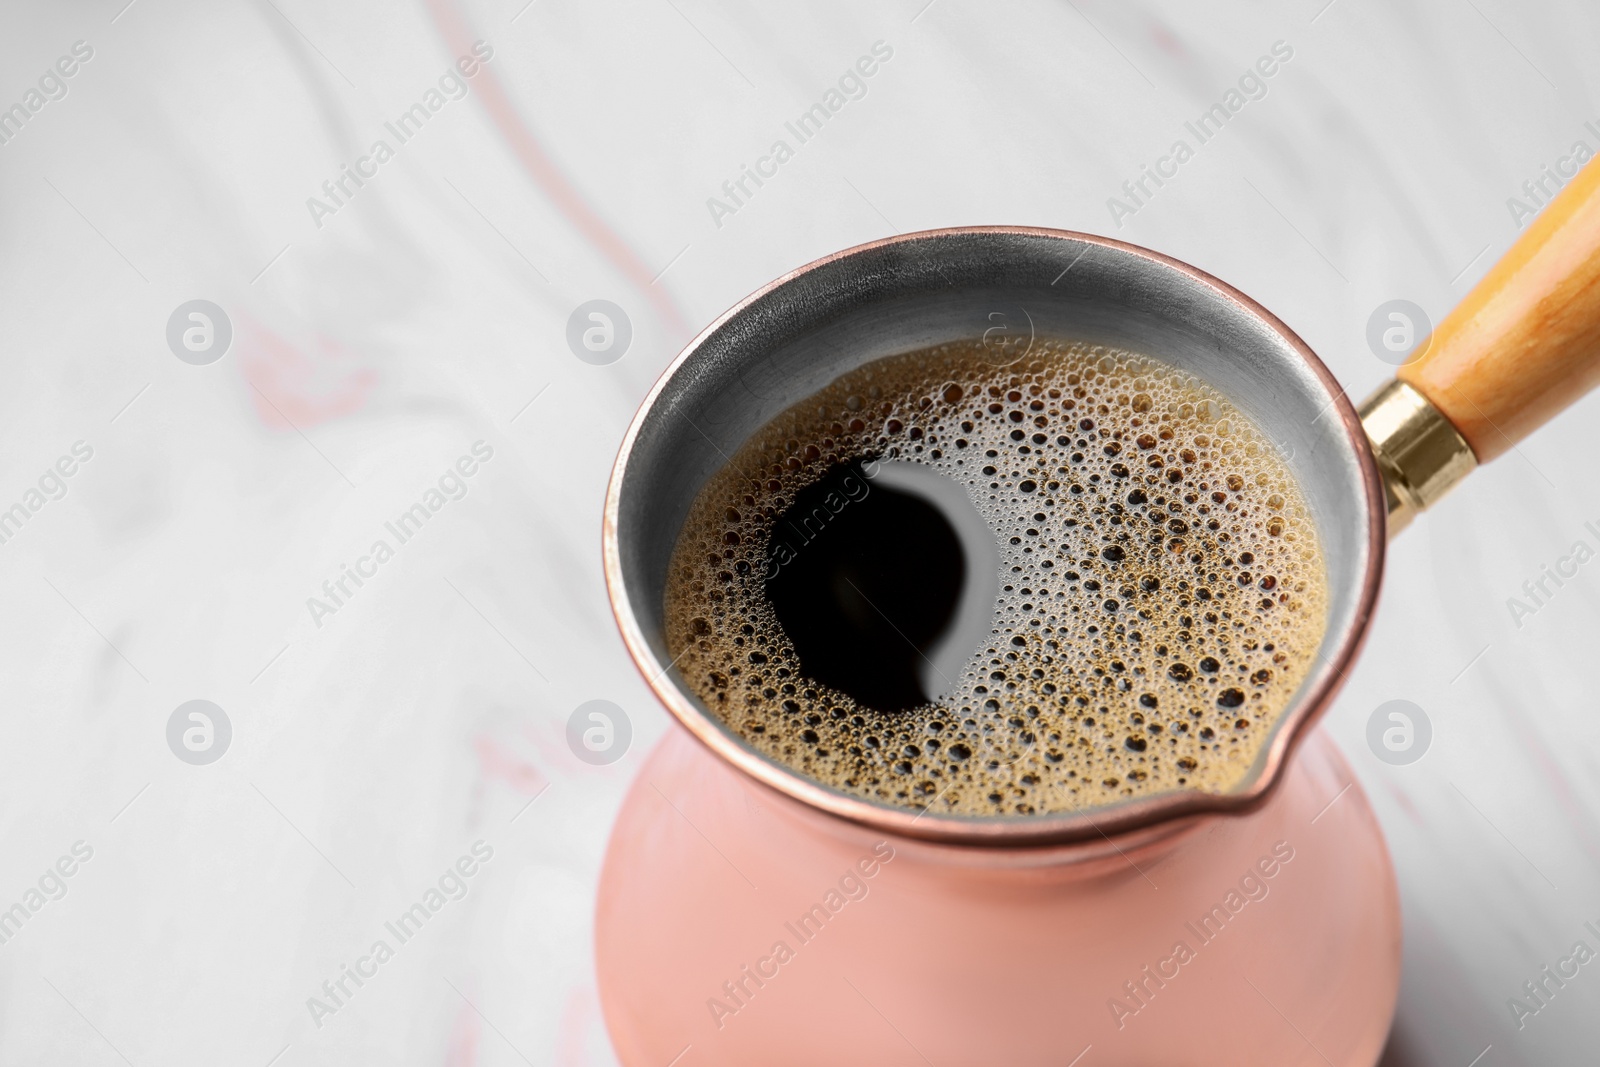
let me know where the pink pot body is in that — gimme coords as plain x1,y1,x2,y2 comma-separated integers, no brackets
596,725,1400,1066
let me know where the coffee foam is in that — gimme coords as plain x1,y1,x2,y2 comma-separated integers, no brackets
664,339,1327,817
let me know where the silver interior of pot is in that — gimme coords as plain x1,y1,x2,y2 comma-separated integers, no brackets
611,229,1375,817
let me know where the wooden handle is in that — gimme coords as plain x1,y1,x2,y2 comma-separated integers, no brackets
1399,154,1600,462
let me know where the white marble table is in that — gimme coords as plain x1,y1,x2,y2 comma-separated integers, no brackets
0,0,1596,1063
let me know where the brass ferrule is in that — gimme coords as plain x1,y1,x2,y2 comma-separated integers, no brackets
1358,379,1477,537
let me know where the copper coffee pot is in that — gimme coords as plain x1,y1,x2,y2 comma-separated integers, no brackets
593,159,1600,1065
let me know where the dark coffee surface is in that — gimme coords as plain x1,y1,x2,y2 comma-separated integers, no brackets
764,461,966,712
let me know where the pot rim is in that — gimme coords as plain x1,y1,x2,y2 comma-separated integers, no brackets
602,225,1386,847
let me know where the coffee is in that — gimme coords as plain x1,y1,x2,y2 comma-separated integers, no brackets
664,339,1327,817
